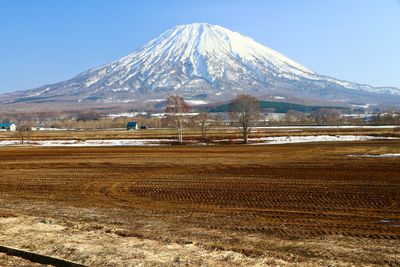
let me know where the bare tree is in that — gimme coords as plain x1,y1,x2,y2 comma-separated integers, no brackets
312,109,342,126
165,95,191,143
76,112,103,122
229,94,261,144
16,125,33,144
286,110,307,125
369,111,398,126
395,111,400,132
195,112,216,141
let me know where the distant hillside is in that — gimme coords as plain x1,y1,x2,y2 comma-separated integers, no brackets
208,101,348,113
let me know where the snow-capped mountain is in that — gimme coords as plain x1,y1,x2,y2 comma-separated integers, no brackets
1,23,400,109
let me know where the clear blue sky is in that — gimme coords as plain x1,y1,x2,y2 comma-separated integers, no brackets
1,0,399,93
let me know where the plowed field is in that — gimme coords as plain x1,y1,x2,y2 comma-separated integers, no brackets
1,141,400,266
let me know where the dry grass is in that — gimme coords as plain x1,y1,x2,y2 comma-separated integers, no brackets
0,252,47,267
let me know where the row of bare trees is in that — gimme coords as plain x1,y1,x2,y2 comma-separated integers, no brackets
165,94,260,144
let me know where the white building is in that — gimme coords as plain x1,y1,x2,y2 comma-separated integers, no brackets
266,113,287,122
0,123,16,132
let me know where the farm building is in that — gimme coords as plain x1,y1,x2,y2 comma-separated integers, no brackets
127,121,139,130
266,113,287,122
0,123,16,132
31,124,46,131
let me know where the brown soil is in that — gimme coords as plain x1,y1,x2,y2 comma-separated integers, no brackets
0,141,400,266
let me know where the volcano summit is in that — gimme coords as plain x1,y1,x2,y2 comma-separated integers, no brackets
1,23,399,111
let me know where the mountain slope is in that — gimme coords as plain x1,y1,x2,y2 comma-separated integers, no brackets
1,23,399,110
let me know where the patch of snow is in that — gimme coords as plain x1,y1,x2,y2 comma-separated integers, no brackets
255,135,398,145
145,99,165,103
111,88,129,92
28,87,50,97
84,76,101,87
151,112,199,117
150,113,167,118
255,125,400,129
186,100,208,105
0,135,397,147
351,103,371,109
108,112,147,118
164,112,199,116
37,128,69,131
0,139,170,147
349,154,400,158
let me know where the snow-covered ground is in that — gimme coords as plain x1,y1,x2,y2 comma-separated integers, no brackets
0,139,170,147
0,135,397,147
255,135,398,145
349,154,400,158
185,100,208,105
107,112,148,118
255,125,400,129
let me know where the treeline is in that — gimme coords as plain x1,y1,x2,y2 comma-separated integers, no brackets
1,104,400,130
44,116,167,130
268,109,400,126
2,111,166,129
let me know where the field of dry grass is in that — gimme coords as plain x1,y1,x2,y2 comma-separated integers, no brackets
0,141,400,266
0,253,47,267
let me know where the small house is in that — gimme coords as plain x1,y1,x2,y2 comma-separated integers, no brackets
266,113,287,122
0,123,16,132
31,124,45,131
127,121,139,130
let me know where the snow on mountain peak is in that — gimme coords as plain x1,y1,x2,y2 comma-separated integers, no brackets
78,22,320,97
3,22,400,108
115,23,314,77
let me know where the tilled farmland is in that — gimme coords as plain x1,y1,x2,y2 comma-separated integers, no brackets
0,142,400,266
